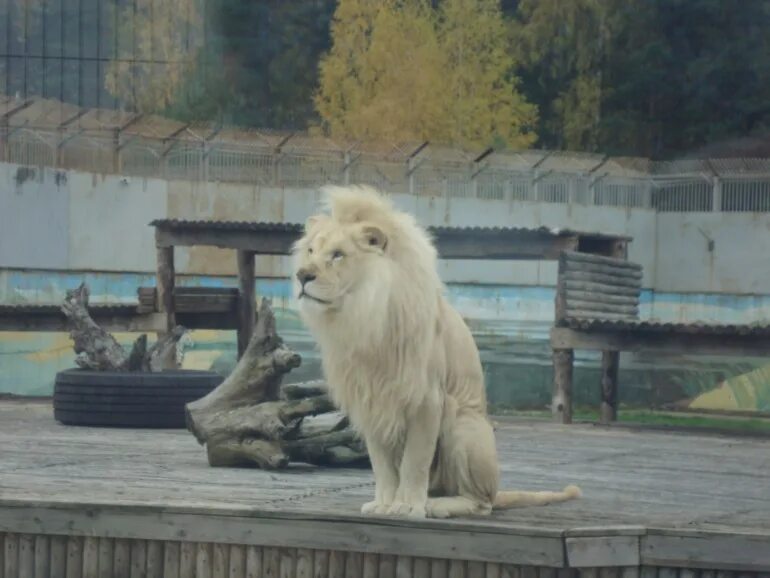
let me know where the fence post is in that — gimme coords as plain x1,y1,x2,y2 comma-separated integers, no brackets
343,151,351,185
712,176,722,212
112,128,121,173
406,141,429,197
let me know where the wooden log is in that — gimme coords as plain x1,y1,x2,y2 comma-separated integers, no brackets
186,298,301,439
283,429,368,466
61,283,130,370
281,381,328,400
562,251,641,270
237,250,256,359
563,311,639,323
600,351,620,424
562,259,643,280
562,271,641,289
564,280,640,297
552,349,574,424
293,411,348,439
207,437,289,469
563,290,639,307
186,298,366,469
564,300,639,317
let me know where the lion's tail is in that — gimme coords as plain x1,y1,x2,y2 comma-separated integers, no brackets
493,485,582,510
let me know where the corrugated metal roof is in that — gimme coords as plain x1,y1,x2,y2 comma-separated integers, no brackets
563,318,770,336
150,219,630,241
150,219,304,233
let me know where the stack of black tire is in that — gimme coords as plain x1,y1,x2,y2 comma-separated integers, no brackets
53,369,222,428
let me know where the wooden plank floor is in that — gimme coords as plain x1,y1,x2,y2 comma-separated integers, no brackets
1,401,769,534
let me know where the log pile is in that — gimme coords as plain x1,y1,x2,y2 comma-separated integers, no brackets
185,298,368,469
61,284,366,469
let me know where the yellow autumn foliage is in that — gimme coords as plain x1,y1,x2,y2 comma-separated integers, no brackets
104,0,203,113
315,0,537,149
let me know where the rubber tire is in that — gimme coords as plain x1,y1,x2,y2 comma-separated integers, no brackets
53,368,223,428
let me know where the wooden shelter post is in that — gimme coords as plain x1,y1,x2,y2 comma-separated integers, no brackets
236,250,256,358
600,351,620,424
552,349,574,424
155,242,177,369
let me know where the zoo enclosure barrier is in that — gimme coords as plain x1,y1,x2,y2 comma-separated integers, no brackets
3,96,770,213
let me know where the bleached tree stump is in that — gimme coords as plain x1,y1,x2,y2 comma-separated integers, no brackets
185,298,368,469
61,282,187,371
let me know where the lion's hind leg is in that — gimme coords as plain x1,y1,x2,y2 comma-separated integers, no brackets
425,408,498,518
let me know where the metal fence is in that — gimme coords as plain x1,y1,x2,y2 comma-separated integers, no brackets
3,96,770,213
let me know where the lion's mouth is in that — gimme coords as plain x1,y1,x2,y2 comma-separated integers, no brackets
299,290,332,305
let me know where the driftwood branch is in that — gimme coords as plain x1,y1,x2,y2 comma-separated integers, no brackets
61,283,130,371
185,298,369,469
61,282,187,371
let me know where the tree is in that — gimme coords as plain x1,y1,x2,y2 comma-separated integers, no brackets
315,0,537,149
104,0,204,113
513,0,609,152
439,0,538,148
513,0,770,158
105,0,336,128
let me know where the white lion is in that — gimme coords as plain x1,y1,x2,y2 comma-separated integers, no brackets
292,185,581,518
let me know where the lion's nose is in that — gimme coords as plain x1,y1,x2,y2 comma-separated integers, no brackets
296,268,316,285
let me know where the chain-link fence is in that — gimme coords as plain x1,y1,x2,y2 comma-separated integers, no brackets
3,96,770,213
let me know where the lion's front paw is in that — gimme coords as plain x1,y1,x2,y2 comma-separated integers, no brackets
361,501,390,515
386,501,426,519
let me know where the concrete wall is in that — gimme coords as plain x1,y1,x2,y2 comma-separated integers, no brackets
2,160,770,407
2,160,769,297
654,212,770,294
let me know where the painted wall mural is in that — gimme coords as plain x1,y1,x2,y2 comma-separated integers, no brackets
2,270,769,414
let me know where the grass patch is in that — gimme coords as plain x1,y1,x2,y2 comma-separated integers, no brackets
492,407,770,435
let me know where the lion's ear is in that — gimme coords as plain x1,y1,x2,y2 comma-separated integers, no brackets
356,223,388,253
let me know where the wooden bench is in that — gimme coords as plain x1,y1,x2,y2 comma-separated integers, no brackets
550,251,770,424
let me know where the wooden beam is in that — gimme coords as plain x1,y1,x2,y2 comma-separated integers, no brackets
0,505,567,567
566,535,640,568
552,349,574,424
641,531,770,572
154,226,601,261
0,312,167,333
600,351,620,424
551,327,770,357
432,232,579,260
236,250,256,358
155,228,299,254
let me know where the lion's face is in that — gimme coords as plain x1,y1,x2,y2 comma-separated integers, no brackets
292,215,389,314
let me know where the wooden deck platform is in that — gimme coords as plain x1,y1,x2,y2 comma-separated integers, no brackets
1,401,769,577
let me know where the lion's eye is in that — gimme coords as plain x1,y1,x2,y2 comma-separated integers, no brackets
308,247,313,254
331,250,345,261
